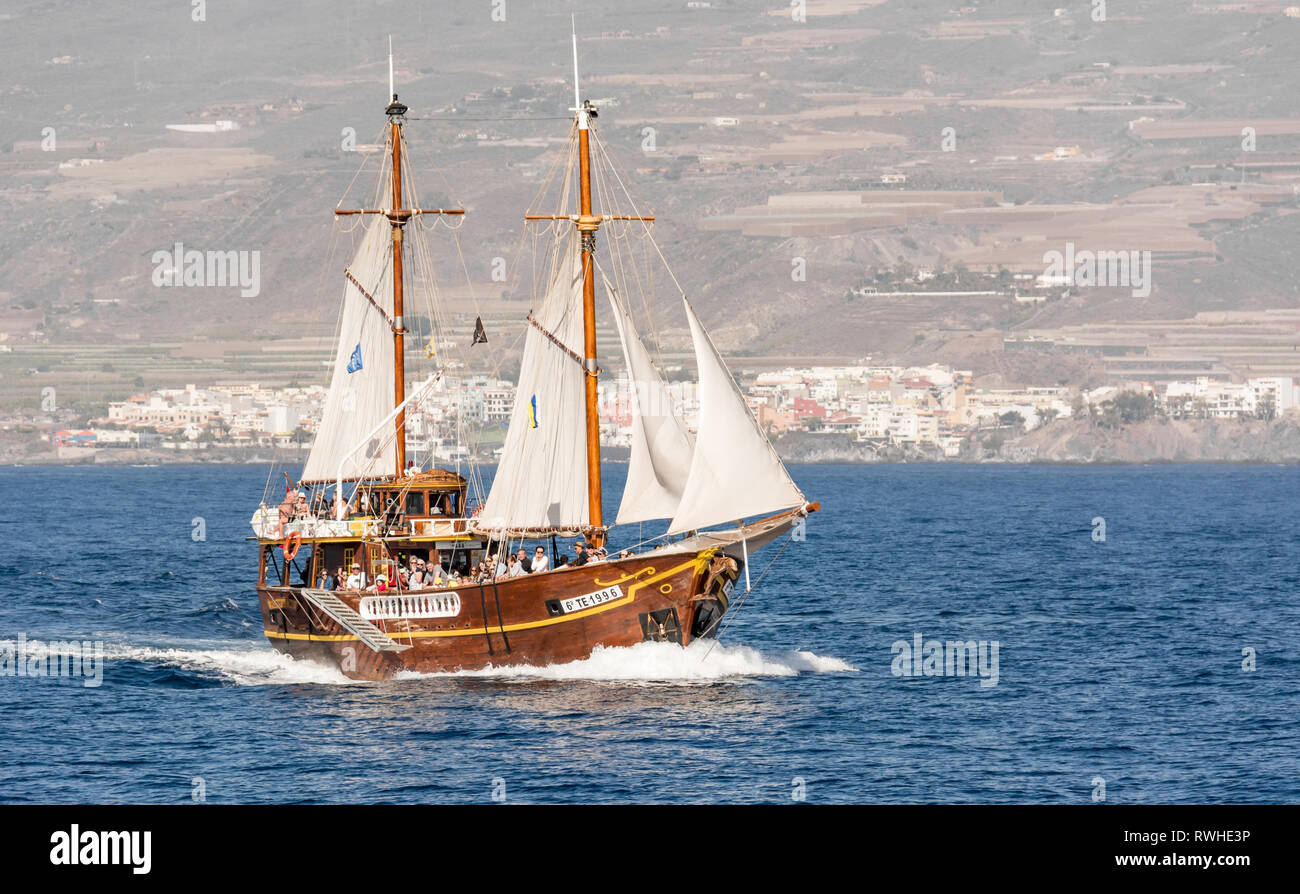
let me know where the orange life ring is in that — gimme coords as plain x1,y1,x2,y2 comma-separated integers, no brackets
283,531,302,561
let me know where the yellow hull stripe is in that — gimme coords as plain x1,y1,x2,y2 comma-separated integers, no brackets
264,555,711,644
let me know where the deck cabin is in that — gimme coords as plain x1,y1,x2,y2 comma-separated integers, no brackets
256,469,490,591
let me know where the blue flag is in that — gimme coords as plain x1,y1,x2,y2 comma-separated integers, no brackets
346,343,363,374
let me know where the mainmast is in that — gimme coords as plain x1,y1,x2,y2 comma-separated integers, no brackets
525,26,654,543
334,41,464,480
574,30,604,543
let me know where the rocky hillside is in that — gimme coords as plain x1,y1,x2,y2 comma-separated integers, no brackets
772,416,1300,464
1001,415,1300,464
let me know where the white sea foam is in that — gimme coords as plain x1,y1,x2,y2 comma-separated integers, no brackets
103,642,355,686
99,639,855,687
397,640,858,683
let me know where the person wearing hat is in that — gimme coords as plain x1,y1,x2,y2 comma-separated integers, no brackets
572,541,590,567
345,562,366,590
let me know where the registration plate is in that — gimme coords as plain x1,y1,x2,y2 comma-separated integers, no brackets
559,585,623,615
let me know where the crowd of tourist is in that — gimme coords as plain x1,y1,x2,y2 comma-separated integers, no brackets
317,541,622,592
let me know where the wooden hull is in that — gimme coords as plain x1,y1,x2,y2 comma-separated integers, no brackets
256,548,737,680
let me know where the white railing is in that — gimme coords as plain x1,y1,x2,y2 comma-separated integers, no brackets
251,509,473,542
249,512,378,541
409,517,471,537
359,592,462,621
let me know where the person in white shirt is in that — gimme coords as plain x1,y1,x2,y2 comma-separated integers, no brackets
345,563,367,590
531,546,550,573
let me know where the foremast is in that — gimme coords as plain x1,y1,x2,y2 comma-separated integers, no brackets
334,45,465,480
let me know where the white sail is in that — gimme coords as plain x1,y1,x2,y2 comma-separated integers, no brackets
606,284,695,524
477,231,590,533
667,298,805,534
301,214,397,482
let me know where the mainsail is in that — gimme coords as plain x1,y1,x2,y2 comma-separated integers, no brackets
302,214,397,482
667,298,805,534
476,230,590,533
606,283,695,525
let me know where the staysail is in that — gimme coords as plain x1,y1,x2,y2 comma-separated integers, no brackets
476,230,590,533
301,214,396,483
606,282,695,525
667,298,805,534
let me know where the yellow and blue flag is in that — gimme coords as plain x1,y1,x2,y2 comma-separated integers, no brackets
528,394,539,429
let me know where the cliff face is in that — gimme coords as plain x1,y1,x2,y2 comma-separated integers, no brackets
1002,416,1300,464
771,416,1300,464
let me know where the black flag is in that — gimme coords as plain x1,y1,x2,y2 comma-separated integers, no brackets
472,316,488,345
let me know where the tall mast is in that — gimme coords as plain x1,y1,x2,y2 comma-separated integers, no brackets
573,22,604,542
523,27,653,540
388,92,409,478
334,43,465,480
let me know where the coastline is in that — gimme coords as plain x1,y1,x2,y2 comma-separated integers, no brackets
6,416,1300,467
772,415,1300,465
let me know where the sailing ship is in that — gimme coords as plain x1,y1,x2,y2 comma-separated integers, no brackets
251,39,818,680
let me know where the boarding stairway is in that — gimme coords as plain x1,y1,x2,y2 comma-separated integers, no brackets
298,588,411,653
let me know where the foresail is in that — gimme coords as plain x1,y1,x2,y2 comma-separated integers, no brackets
301,214,396,483
606,283,695,525
667,298,805,535
477,231,589,533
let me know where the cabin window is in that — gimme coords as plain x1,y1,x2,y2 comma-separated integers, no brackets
429,491,456,515
405,490,425,516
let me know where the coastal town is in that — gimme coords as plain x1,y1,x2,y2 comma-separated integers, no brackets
30,364,1299,464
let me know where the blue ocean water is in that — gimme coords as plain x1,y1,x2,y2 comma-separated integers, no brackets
0,463,1295,804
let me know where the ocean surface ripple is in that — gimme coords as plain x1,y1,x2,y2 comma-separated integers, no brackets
0,464,1295,804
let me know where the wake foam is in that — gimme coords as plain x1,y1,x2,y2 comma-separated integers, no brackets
398,640,858,683
103,642,354,686
96,640,855,687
